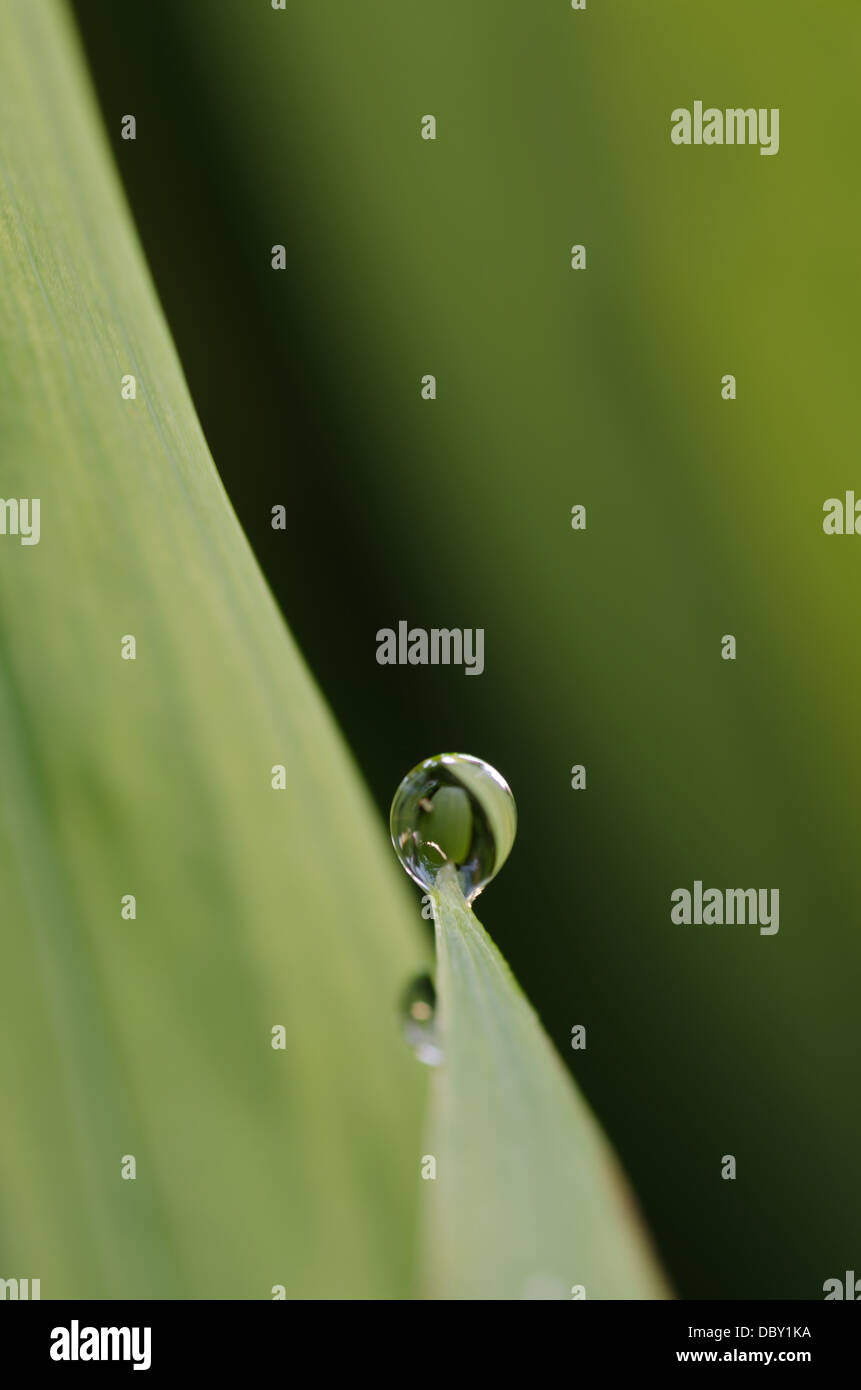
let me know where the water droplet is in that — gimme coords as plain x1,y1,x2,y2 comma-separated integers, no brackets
401,973,443,1066
390,753,516,901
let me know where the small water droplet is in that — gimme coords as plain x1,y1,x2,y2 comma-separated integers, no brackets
390,753,516,901
401,973,443,1066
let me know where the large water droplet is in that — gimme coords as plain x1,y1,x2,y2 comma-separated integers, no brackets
390,753,516,901
401,973,442,1066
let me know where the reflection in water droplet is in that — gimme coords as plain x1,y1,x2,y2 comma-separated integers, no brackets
402,973,442,1066
389,753,517,902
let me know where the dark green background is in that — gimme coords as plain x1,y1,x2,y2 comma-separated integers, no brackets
72,0,861,1298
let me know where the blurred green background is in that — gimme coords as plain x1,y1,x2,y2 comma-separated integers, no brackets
68,0,861,1298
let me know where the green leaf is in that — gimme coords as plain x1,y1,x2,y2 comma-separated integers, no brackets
423,865,670,1299
66,0,861,1297
0,0,428,1298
